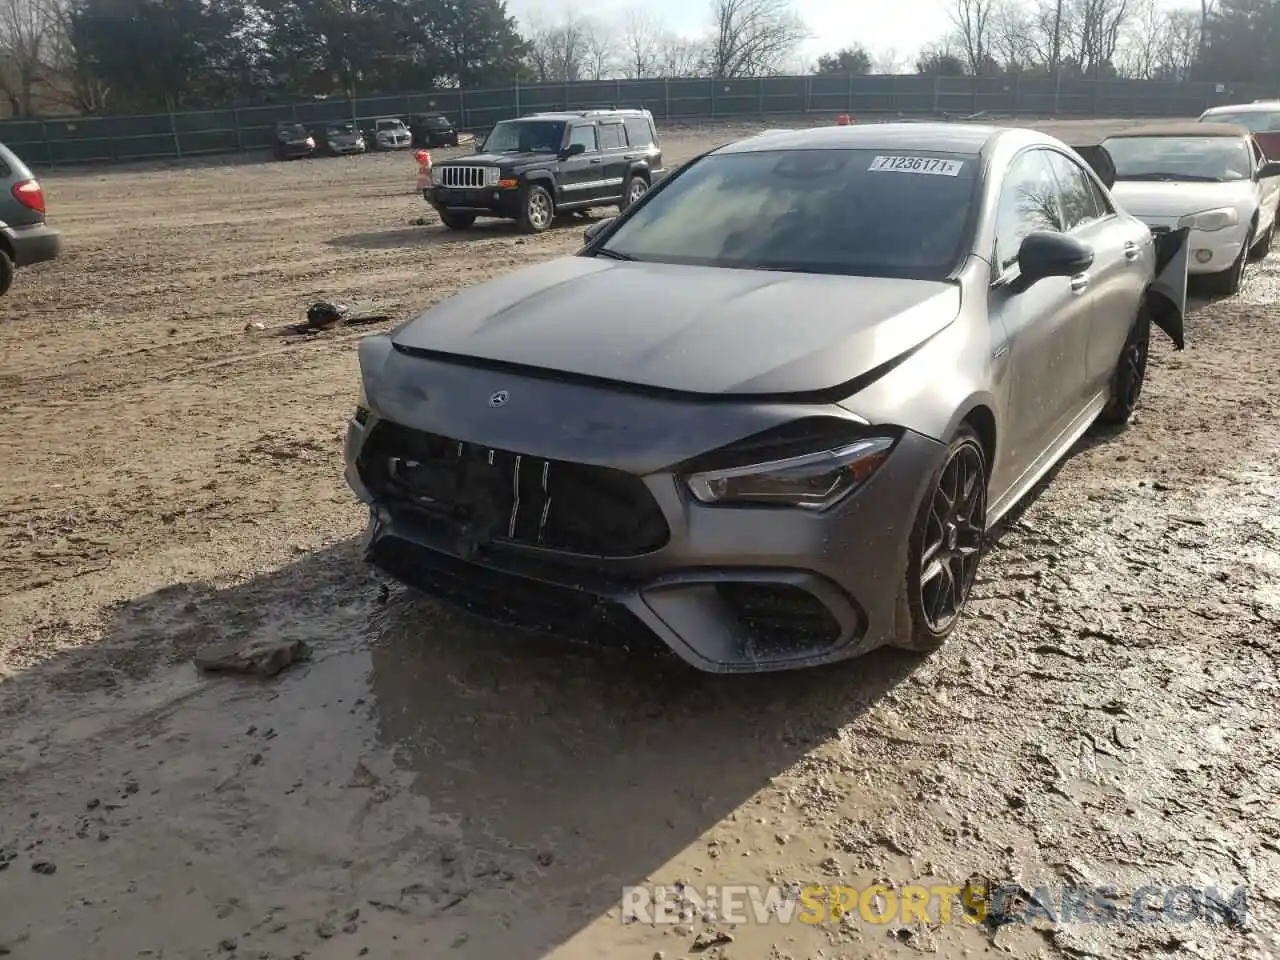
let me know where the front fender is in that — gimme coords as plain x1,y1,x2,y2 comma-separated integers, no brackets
1149,226,1189,350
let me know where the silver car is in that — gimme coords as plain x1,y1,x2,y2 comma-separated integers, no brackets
345,123,1189,674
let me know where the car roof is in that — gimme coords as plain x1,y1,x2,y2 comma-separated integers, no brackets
714,122,1007,155
518,109,652,122
1204,102,1280,113
1102,121,1251,139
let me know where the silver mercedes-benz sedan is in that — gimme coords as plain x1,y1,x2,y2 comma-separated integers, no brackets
345,123,1190,674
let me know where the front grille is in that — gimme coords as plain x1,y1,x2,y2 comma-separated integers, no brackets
717,583,843,655
437,165,490,188
369,536,662,650
358,421,670,556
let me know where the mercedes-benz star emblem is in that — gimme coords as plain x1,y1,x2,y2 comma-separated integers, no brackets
488,390,510,408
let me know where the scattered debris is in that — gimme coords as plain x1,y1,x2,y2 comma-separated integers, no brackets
691,930,734,951
193,637,311,678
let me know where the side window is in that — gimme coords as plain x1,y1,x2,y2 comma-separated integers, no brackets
624,118,653,147
1046,151,1103,230
994,149,1065,272
1267,113,1280,131
598,123,625,150
1250,138,1265,168
1086,176,1113,216
569,124,597,151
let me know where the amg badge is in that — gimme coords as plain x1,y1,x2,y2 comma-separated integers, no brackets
488,390,510,408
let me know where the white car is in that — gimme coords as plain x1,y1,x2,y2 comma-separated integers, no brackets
1092,123,1280,294
372,118,412,150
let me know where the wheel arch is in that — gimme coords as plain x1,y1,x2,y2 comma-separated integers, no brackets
958,403,997,471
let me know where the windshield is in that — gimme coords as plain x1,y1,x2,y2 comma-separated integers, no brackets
327,124,355,137
1203,111,1280,133
278,123,308,138
377,120,405,130
422,116,451,129
1102,136,1252,182
594,148,980,280
482,120,566,154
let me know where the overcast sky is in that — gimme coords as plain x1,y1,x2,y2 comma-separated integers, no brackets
510,0,1200,71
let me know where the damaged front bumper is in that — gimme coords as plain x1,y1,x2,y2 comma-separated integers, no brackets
344,337,945,674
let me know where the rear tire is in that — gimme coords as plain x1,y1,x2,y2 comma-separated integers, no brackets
1097,303,1151,427
438,210,476,230
895,425,988,652
620,174,649,211
0,248,13,297
518,184,554,234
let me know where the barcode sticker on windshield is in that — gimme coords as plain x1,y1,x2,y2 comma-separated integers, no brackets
869,155,965,176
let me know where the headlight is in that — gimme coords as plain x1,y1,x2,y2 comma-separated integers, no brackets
1178,207,1239,231
684,437,895,510
485,167,500,187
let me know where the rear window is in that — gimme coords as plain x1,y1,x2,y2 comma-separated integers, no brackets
596,148,980,281
625,118,654,147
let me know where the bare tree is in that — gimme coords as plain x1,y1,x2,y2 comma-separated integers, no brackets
989,0,1037,71
1115,0,1163,77
1071,0,1131,76
950,0,996,74
706,0,807,78
582,19,615,80
656,33,705,77
872,47,907,74
0,0,57,116
525,12,592,83
618,7,663,78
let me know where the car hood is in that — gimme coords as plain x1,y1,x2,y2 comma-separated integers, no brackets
389,257,960,396
452,152,556,166
1109,179,1256,218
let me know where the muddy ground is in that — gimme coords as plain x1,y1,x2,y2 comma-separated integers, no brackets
1,117,1278,960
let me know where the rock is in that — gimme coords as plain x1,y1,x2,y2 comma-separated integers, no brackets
31,861,56,875
86,798,101,810
244,322,265,333
691,931,733,950
316,920,336,939
219,937,238,952
194,637,311,678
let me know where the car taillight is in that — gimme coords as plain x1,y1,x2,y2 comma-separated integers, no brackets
12,179,45,214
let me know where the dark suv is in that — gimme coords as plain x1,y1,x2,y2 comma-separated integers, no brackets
410,114,459,148
1,141,60,298
425,109,664,233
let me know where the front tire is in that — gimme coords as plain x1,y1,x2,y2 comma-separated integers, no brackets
1203,225,1253,296
438,210,476,230
518,184,554,234
895,426,987,652
1250,220,1274,261
1097,303,1152,427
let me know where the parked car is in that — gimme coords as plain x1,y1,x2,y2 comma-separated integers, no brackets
272,121,315,160
1198,101,1280,157
316,122,366,156
410,114,459,148
0,141,61,298
424,108,664,233
368,118,412,151
1085,122,1280,295
345,123,1189,673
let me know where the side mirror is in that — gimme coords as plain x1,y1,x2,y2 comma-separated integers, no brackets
474,140,484,153
563,142,587,158
1259,160,1280,178
583,217,615,244
1013,231,1094,290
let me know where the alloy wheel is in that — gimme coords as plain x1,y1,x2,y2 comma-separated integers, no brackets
918,442,986,633
1122,315,1151,410
628,179,647,204
527,191,552,230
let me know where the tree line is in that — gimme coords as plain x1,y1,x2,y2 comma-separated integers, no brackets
0,0,1275,118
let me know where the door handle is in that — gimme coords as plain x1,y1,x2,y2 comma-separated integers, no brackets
1123,242,1140,261
589,158,602,164
1069,274,1089,293
624,154,638,160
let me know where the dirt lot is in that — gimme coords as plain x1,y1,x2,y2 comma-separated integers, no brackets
1,117,1279,960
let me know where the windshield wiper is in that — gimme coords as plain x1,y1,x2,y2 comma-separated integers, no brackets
1120,173,1222,182
593,248,637,261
